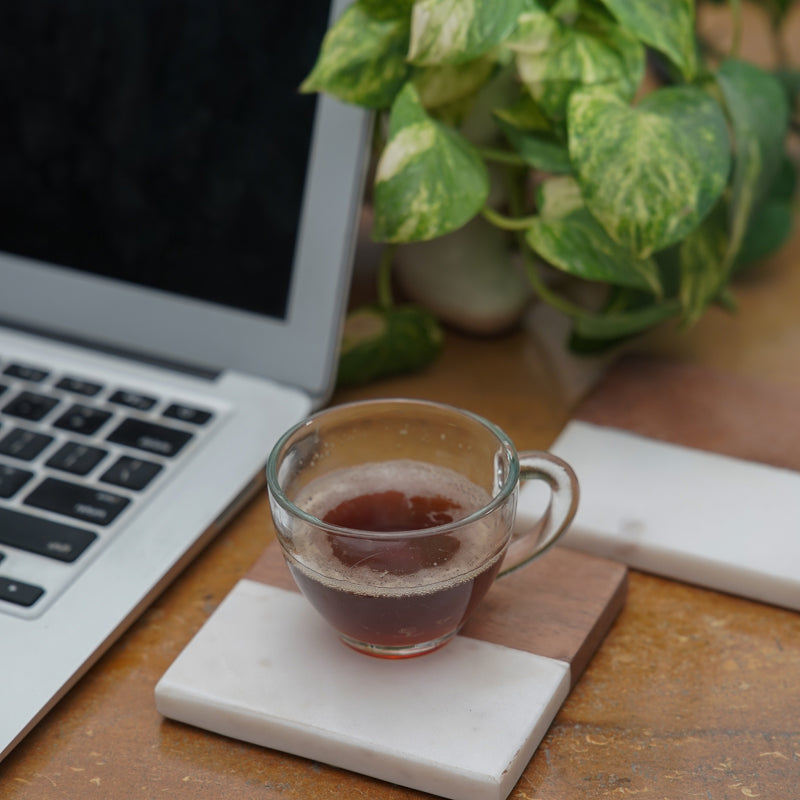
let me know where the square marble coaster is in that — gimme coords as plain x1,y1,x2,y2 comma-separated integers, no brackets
537,354,800,612
155,579,570,800
543,420,800,610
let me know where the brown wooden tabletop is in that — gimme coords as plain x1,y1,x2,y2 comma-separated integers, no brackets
6,4,800,790
5,215,800,798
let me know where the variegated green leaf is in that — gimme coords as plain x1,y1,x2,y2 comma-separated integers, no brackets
526,208,662,294
536,175,584,218
372,83,489,242
716,59,790,261
549,0,581,17
677,202,729,325
510,9,645,120
596,0,697,80
300,1,411,109
409,0,528,65
413,54,496,109
504,8,555,55
499,125,572,173
494,91,551,130
337,304,443,387
568,85,731,258
494,94,571,172
359,0,415,16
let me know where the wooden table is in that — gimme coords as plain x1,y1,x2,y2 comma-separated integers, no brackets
5,216,800,798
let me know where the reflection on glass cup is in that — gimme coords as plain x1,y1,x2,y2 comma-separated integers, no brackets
267,399,579,658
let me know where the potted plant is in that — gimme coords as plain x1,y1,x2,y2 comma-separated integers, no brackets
302,0,799,385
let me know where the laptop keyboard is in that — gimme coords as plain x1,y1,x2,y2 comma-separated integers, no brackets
0,357,216,617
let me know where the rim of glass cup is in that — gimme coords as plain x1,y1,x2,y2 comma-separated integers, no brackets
265,398,521,541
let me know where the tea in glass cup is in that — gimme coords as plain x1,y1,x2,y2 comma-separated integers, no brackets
267,399,578,658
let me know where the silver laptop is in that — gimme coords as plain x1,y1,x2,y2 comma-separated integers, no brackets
0,0,369,760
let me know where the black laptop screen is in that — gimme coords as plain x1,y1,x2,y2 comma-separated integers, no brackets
0,1,329,320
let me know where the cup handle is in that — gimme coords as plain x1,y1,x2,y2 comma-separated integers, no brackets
498,451,580,577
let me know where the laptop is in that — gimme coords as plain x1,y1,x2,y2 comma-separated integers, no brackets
0,0,369,760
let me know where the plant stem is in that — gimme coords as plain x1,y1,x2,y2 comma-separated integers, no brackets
519,245,589,319
481,205,537,231
377,245,396,310
490,156,598,320
478,146,528,167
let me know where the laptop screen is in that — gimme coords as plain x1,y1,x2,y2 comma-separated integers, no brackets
0,1,329,321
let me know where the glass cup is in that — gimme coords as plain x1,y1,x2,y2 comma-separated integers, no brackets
266,398,579,658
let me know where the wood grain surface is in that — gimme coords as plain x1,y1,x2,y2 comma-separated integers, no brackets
5,264,800,798
4,6,800,793
246,542,628,687
577,353,800,471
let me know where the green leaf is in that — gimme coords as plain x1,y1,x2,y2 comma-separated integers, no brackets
717,59,790,200
771,154,798,202
409,0,528,65
716,59,791,262
735,200,794,270
549,0,581,19
510,9,645,120
676,201,729,326
501,126,572,172
536,174,584,218
733,152,797,271
300,1,411,109
526,208,662,294
337,304,444,387
412,54,497,109
596,0,697,81
568,85,731,258
774,68,800,102
494,95,572,172
359,0,415,16
372,83,490,242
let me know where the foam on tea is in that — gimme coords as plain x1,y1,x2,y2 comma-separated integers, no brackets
292,460,496,581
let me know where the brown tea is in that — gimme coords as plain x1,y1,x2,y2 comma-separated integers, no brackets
323,489,462,575
286,460,505,654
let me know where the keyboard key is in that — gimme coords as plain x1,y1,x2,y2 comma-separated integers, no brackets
100,456,162,491
0,507,97,562
109,390,157,411
0,428,54,461
106,418,192,457
52,403,113,436
0,576,44,607
0,462,35,498
3,363,49,382
55,376,104,397
163,403,213,426
46,442,108,476
2,390,60,422
25,478,130,526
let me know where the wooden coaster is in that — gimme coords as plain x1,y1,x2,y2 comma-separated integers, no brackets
246,541,628,688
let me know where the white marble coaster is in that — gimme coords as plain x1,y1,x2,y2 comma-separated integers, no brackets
529,420,800,610
155,580,570,800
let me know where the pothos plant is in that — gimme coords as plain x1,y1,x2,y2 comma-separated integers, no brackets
302,0,798,386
